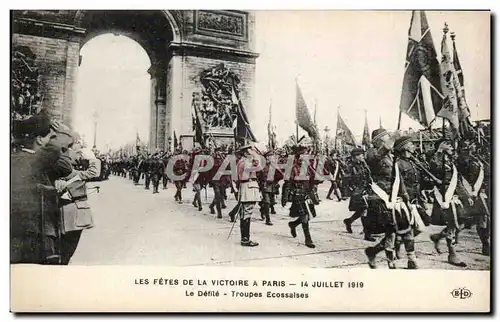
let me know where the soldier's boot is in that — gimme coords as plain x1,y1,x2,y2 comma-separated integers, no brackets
174,191,179,201
334,188,343,202
288,219,301,238
385,250,396,269
407,253,418,269
394,237,403,260
262,204,273,226
447,239,467,267
326,184,334,200
404,238,418,269
228,204,238,222
192,199,198,208
198,198,203,211
209,202,215,215
477,227,490,256
259,203,266,221
178,190,183,203
270,204,276,215
221,200,227,209
365,243,384,269
430,231,446,254
361,217,376,242
343,218,353,234
216,202,222,219
240,218,259,247
302,223,316,248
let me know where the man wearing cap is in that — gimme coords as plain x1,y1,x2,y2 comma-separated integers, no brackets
11,110,74,264
342,147,375,242
363,128,408,269
209,147,226,219
428,139,472,268
325,150,345,202
457,141,490,256
393,135,428,269
282,139,317,248
236,144,260,247
257,150,282,226
150,153,165,194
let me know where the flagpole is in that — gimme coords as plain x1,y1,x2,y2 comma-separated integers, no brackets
397,110,402,130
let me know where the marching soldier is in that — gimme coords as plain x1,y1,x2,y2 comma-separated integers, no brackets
392,136,432,267
150,153,165,194
363,128,413,269
457,140,490,256
209,148,225,218
429,139,470,267
142,153,153,190
172,148,188,203
257,150,283,226
325,150,344,201
189,146,206,211
342,148,375,241
236,144,261,247
282,138,318,249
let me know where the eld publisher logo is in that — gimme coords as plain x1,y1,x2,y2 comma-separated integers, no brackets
451,288,472,299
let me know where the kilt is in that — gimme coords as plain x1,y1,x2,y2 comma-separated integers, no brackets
431,201,469,227
289,199,311,220
365,196,392,235
348,187,368,212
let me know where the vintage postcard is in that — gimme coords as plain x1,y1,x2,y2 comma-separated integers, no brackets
10,9,491,312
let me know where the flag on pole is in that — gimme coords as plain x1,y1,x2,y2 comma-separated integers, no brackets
451,32,474,137
296,81,319,140
232,84,257,146
437,23,460,132
362,110,371,148
267,100,276,149
174,130,178,149
399,10,444,128
192,98,205,149
336,110,357,147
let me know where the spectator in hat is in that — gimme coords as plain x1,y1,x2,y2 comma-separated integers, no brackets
11,110,73,264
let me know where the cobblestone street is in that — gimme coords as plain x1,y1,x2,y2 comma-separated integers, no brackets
71,176,490,270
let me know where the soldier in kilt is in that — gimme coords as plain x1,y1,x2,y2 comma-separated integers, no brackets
282,139,318,249
343,148,375,241
457,140,490,256
172,149,188,203
258,150,283,226
364,129,413,269
429,139,471,267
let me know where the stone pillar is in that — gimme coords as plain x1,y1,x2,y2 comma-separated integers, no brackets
156,75,167,152
148,76,158,152
148,63,167,152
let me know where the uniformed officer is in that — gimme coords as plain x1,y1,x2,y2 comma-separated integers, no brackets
342,148,375,241
236,144,261,247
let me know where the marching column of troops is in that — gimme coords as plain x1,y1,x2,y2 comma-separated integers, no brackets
107,127,490,269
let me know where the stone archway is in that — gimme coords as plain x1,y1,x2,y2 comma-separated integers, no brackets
12,10,259,152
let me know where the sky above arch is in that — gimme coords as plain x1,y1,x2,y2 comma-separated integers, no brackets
73,11,490,151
